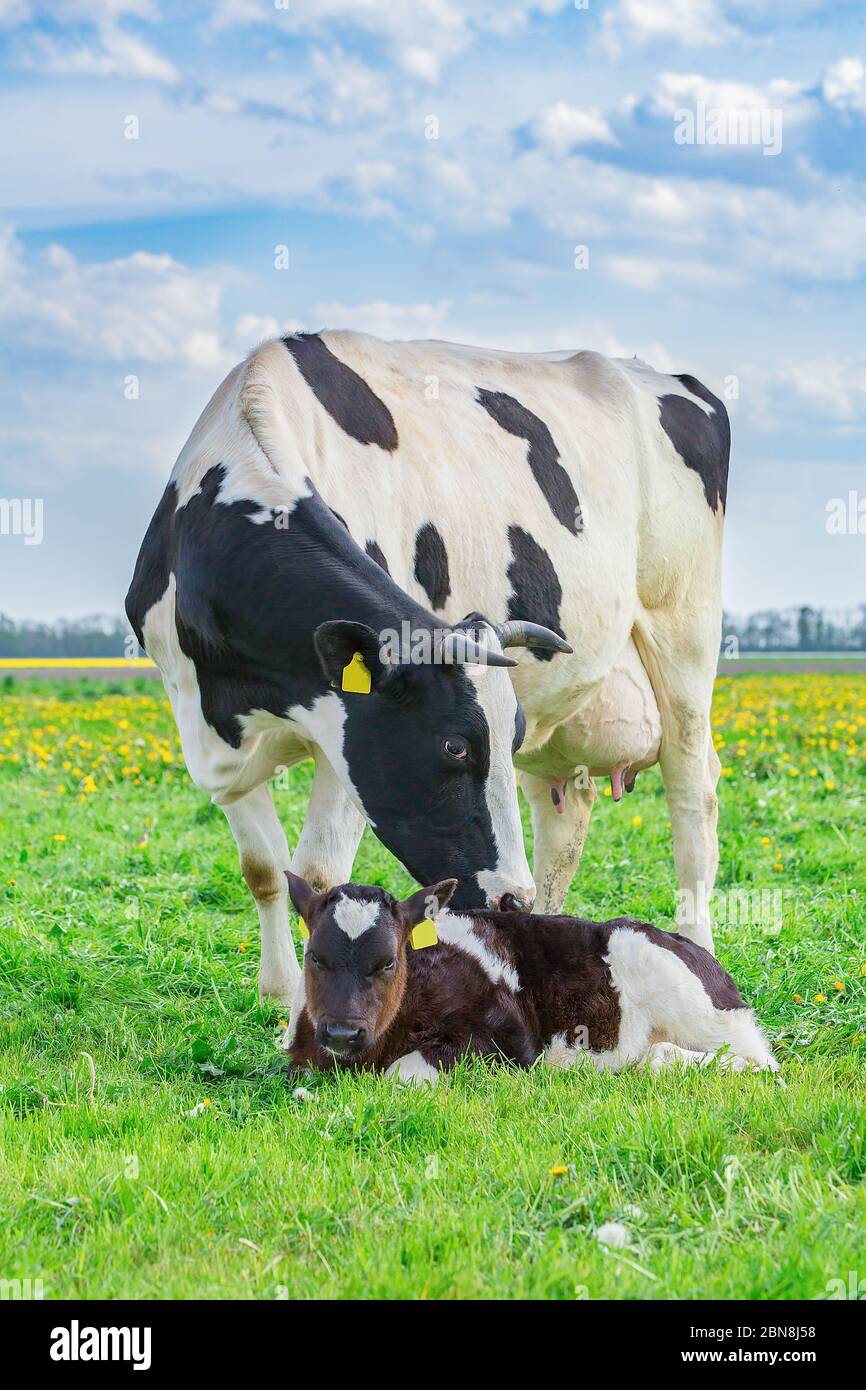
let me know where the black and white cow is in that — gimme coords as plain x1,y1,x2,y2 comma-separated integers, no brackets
285,875,776,1082
127,331,729,1002
126,343,571,1002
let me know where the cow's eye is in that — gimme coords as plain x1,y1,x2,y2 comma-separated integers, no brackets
309,953,327,971
443,736,468,760
377,958,397,975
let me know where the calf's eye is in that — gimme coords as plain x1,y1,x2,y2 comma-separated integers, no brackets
443,736,468,760
378,958,397,974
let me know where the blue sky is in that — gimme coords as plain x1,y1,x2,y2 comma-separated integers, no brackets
1,0,864,620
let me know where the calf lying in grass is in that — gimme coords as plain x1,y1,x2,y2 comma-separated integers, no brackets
284,873,777,1084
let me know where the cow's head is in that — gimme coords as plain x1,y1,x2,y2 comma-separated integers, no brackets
310,616,570,910
286,873,456,1058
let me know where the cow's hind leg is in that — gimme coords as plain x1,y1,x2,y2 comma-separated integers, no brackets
221,783,300,1004
633,614,720,952
520,771,597,913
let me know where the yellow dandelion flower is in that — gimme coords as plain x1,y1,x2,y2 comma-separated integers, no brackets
52,833,67,842
833,980,844,992
631,815,643,828
792,994,803,1003
549,1164,568,1177
814,992,826,1004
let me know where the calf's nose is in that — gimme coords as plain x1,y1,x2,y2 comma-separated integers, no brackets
319,1022,367,1054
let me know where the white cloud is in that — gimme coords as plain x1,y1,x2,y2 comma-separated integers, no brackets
399,45,442,85
602,0,737,56
650,71,813,125
353,161,396,194
1,0,158,21
312,299,453,340
604,253,740,291
0,0,30,24
770,355,866,422
532,101,617,155
18,21,179,84
822,56,866,114
211,0,571,85
0,227,231,368
310,47,391,122
233,313,305,352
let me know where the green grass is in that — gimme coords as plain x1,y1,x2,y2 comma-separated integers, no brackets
0,674,864,1300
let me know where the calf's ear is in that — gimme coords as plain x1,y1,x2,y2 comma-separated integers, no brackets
400,879,458,928
284,870,321,923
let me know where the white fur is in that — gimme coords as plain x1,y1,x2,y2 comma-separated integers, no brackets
466,659,536,909
545,1031,580,1069
385,1051,439,1086
592,929,777,1072
332,894,380,940
435,910,520,992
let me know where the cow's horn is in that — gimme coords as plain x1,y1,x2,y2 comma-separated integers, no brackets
440,631,517,668
493,620,573,654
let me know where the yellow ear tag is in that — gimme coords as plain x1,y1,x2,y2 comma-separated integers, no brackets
298,917,310,940
410,918,438,951
341,651,372,695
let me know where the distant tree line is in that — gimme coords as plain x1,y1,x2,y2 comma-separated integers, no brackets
0,605,864,656
0,613,138,657
723,605,866,652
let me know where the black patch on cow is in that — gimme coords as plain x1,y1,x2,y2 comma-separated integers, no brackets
125,480,177,646
126,459,503,910
413,522,451,611
283,333,398,451
365,539,390,574
476,387,582,534
505,526,565,661
658,375,730,513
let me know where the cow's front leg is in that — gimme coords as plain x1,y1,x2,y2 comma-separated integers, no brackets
289,750,366,891
221,783,299,1005
519,771,597,913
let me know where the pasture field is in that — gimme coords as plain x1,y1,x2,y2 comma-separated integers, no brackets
0,673,864,1301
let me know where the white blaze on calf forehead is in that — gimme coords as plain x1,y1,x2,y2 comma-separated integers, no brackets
332,894,381,940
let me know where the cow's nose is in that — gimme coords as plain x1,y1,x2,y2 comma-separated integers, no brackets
320,1022,367,1054
494,889,535,913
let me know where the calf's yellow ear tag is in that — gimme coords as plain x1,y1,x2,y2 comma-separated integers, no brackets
410,918,438,950
298,917,310,940
341,651,372,695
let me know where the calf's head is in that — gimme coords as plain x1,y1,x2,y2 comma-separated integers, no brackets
286,872,457,1058
312,616,571,911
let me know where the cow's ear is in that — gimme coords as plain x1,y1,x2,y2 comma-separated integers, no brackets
313,620,393,695
400,879,458,928
285,870,321,924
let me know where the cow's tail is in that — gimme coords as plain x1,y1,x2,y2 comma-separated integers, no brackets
236,338,312,492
